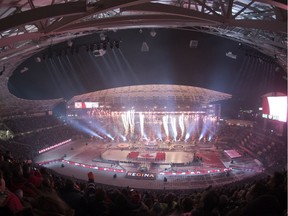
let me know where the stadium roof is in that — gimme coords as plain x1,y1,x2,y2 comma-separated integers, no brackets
0,0,286,117
67,84,232,106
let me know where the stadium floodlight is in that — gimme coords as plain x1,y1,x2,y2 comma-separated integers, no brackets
20,67,29,73
150,29,157,37
189,40,198,48
99,32,106,41
35,57,41,63
141,42,149,52
67,40,73,47
226,51,237,59
93,49,106,57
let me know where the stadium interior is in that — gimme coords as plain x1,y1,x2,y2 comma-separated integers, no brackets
0,1,287,216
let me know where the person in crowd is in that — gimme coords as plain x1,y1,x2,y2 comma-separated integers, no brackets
4,151,14,163
83,172,97,208
82,171,108,216
38,167,56,193
233,194,281,216
30,192,75,216
22,164,43,189
158,192,178,216
85,187,107,216
192,189,219,216
58,178,85,216
0,152,12,189
126,189,150,215
9,163,40,200
105,188,130,216
267,171,287,214
0,169,24,215
180,196,194,215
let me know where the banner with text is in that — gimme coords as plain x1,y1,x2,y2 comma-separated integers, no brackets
126,171,156,180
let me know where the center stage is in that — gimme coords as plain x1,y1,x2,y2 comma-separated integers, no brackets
98,142,226,169
100,149,193,164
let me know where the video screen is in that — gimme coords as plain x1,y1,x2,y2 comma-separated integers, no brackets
74,102,99,109
262,96,287,122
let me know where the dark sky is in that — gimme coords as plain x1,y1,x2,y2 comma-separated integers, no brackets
8,28,287,111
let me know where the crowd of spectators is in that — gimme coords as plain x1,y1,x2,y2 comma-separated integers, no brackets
0,115,84,159
0,150,286,216
238,131,287,173
3,115,61,135
214,124,287,173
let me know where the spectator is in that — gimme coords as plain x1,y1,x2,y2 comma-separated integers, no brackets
0,152,12,189
22,164,43,188
30,192,75,216
159,192,178,216
192,189,219,216
9,163,40,199
59,178,85,216
0,169,24,215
